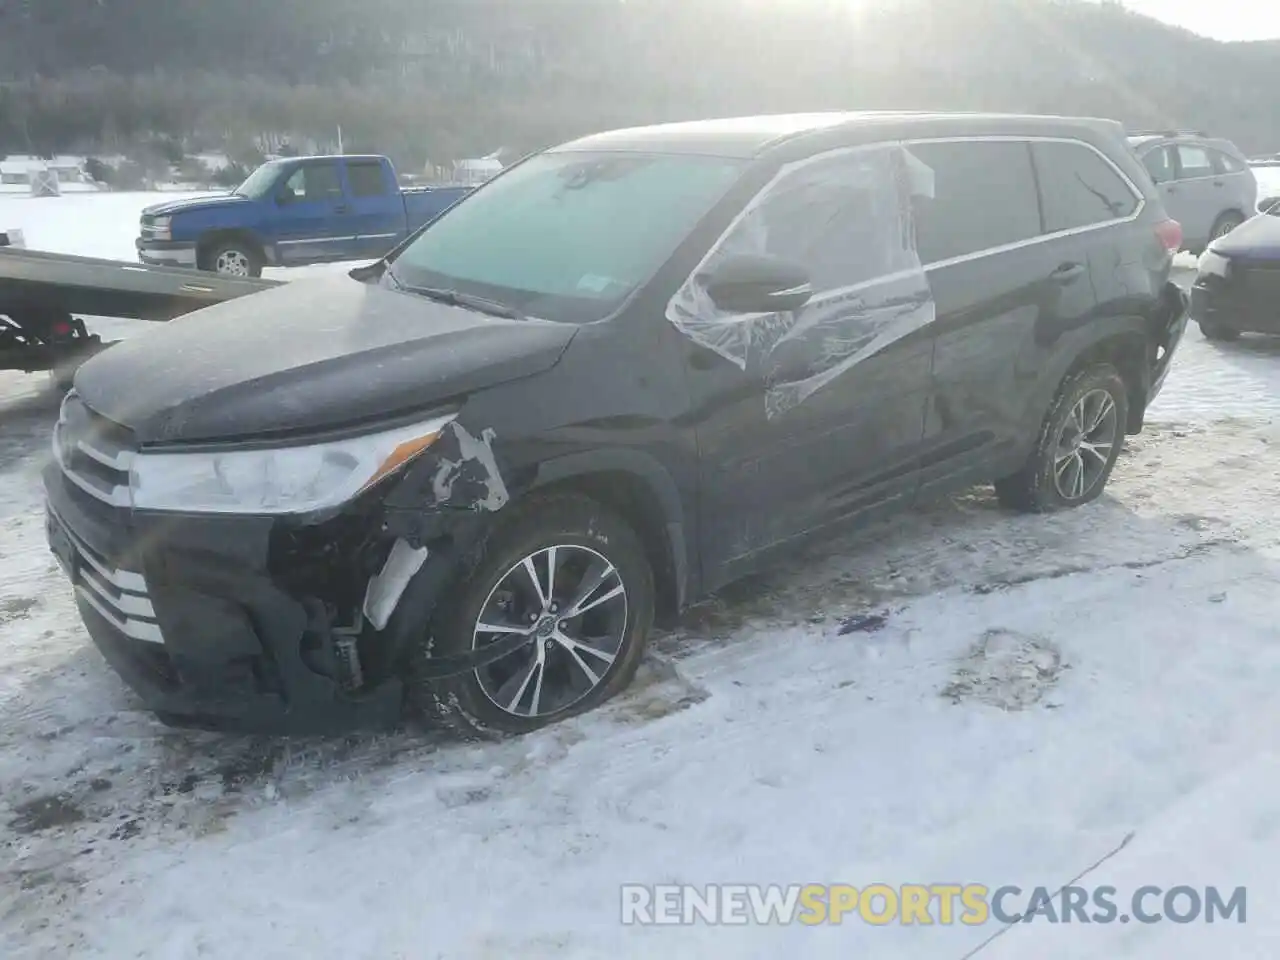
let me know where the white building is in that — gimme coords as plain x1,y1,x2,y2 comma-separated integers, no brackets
0,155,87,185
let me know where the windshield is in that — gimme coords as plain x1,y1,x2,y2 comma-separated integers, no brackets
388,151,747,323
234,160,287,199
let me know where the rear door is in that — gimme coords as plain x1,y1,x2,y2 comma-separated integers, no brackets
273,159,361,264
904,137,1097,494
342,158,406,258
1208,147,1257,227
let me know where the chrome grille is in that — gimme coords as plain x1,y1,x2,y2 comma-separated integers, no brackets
49,507,163,645
52,390,135,507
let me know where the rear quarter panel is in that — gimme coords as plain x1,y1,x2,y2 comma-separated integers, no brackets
403,187,473,232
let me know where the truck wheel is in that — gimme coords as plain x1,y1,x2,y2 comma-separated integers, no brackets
406,493,655,739
204,241,263,278
994,363,1129,513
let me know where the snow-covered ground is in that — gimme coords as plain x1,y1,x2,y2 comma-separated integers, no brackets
3,192,1280,958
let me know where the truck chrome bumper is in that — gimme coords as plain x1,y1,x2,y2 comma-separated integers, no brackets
136,239,197,268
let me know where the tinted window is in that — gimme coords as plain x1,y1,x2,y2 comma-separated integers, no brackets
346,161,387,197
283,162,343,203
904,141,1041,264
1176,145,1215,179
392,152,746,324
1033,141,1139,232
666,144,933,417
1141,146,1172,184
731,150,918,291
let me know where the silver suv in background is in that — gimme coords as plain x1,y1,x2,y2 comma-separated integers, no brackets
1127,131,1257,254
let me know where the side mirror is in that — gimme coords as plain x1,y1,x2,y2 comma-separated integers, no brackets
275,188,295,206
703,254,813,314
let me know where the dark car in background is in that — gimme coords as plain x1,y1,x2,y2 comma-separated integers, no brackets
1190,201,1280,341
46,112,1188,738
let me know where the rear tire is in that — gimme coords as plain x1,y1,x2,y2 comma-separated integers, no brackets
1209,211,1245,244
994,364,1129,513
1198,320,1240,342
405,493,655,739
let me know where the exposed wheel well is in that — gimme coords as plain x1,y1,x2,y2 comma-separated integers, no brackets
530,471,683,628
196,230,264,268
1062,332,1148,433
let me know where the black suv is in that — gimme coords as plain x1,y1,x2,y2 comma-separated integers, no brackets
44,113,1189,737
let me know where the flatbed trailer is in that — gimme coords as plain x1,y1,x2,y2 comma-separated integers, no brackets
1,246,281,388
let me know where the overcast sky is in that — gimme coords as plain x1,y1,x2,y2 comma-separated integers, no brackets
1119,0,1280,41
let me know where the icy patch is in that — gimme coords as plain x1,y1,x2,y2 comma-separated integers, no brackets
941,628,1064,711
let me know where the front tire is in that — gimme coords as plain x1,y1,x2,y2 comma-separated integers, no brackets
994,363,1129,513
202,241,263,278
407,493,655,738
1199,320,1240,342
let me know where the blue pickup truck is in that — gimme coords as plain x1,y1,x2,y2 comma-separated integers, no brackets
135,154,473,277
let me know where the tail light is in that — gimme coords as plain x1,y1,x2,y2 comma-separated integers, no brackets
1155,218,1182,253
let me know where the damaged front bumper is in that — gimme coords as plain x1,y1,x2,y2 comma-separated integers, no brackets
42,460,517,735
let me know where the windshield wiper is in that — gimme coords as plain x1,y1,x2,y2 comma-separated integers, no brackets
386,273,523,320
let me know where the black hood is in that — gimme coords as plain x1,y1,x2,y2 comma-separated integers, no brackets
1210,213,1280,261
74,275,578,444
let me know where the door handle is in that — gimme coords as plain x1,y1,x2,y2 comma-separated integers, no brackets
334,204,350,213
1050,262,1085,284
1213,180,1225,187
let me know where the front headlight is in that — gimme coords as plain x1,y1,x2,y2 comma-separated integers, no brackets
129,413,456,515
149,216,172,241
1197,249,1231,279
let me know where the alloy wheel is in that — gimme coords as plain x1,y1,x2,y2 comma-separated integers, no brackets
1052,388,1118,501
214,249,251,276
472,544,629,718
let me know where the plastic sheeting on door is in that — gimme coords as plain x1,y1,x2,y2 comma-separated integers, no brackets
666,143,937,419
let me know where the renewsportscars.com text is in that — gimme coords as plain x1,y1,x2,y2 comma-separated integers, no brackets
620,883,1247,926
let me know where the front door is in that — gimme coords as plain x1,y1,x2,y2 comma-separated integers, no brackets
273,159,359,264
678,145,934,582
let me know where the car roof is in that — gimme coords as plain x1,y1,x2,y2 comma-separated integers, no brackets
269,154,388,164
1127,132,1244,156
552,112,1128,160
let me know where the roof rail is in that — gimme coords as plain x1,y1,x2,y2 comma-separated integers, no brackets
1128,129,1211,139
